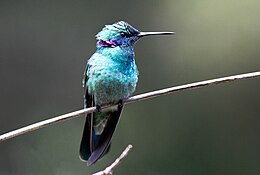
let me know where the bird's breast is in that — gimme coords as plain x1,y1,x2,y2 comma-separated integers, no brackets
87,63,138,105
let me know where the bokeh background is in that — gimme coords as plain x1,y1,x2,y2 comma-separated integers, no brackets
0,0,259,174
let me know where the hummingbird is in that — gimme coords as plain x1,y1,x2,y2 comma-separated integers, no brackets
80,21,175,166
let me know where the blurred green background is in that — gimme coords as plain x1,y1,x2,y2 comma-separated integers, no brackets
0,0,259,174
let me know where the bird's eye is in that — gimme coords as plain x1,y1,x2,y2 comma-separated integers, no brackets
120,32,126,37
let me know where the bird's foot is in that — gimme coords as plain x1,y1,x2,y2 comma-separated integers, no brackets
96,105,102,112
118,99,124,108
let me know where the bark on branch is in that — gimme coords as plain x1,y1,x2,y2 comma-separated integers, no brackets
0,71,260,142
92,145,133,175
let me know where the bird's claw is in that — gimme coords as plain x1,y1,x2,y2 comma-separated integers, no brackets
96,105,101,112
118,99,124,108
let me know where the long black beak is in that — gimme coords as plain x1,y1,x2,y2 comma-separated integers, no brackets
138,31,176,37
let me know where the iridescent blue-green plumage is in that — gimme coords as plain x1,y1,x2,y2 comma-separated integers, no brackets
80,21,175,165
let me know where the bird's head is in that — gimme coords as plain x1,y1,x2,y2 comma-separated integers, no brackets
96,21,175,48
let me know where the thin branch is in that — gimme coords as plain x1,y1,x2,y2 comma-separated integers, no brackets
92,144,133,175
0,71,260,142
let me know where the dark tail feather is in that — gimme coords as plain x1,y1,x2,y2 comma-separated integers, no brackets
79,112,93,161
80,105,123,166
